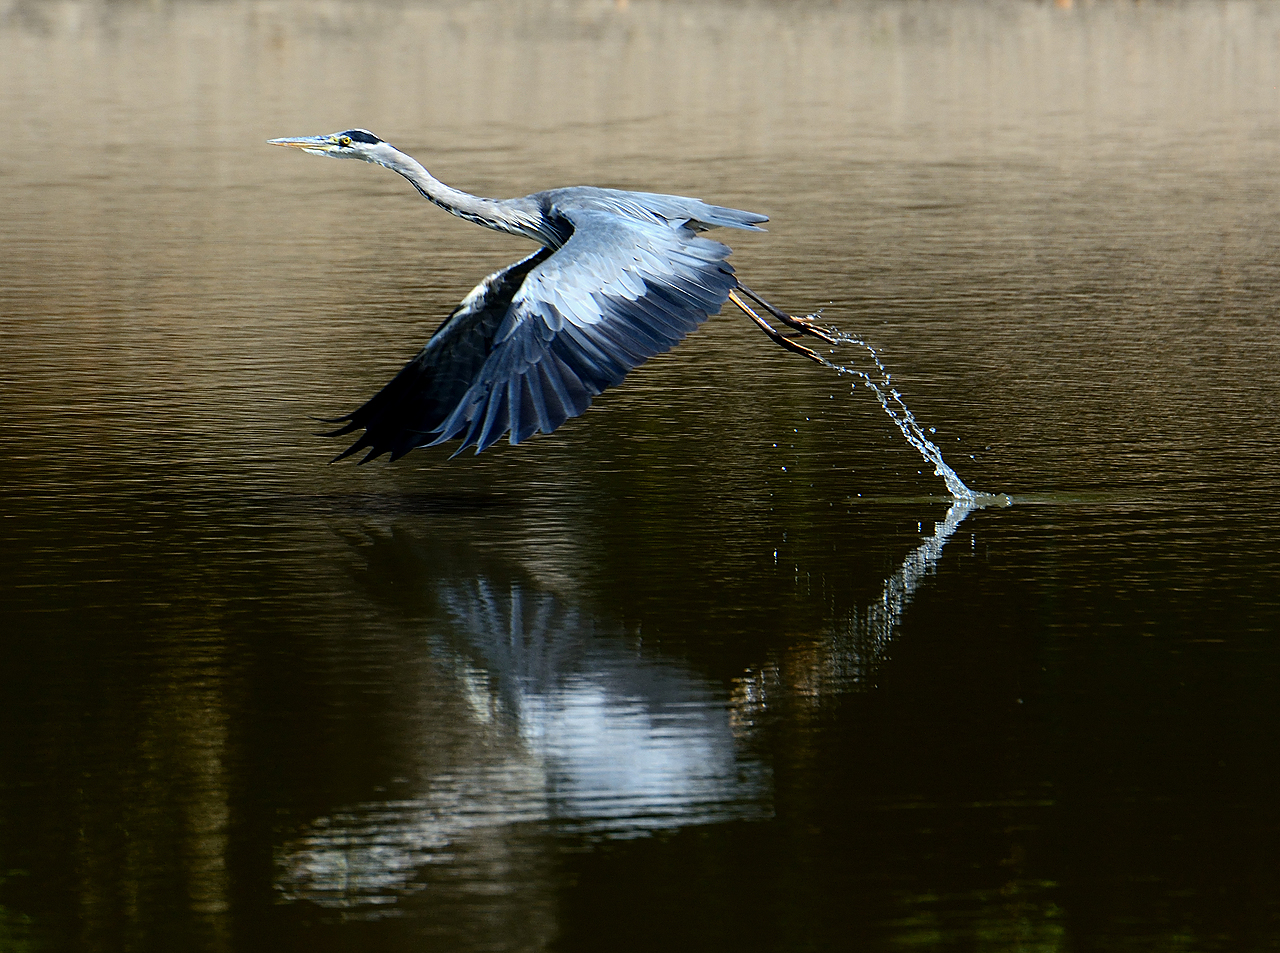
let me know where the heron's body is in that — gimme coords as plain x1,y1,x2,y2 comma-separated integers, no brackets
269,129,825,461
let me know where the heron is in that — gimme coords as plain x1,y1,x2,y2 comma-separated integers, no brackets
269,129,833,462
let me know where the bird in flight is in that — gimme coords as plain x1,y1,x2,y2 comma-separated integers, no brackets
269,129,832,461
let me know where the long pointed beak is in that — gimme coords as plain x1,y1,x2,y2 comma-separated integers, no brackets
267,135,335,156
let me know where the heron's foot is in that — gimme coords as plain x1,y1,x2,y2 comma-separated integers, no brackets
729,285,836,364
734,283,837,346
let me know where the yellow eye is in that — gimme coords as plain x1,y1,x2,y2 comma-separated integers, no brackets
339,135,352,146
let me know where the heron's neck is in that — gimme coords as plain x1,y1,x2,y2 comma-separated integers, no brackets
373,147,548,243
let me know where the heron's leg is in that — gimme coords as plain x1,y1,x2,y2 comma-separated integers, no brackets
734,283,837,346
728,289,827,364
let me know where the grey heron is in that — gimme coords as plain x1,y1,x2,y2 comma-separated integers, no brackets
269,129,832,462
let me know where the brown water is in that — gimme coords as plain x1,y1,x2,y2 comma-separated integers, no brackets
3,0,1280,949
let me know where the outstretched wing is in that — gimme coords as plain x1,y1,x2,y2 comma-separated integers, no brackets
427,207,741,453
328,205,750,461
325,247,553,462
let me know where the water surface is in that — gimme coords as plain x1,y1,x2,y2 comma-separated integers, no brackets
2,1,1279,950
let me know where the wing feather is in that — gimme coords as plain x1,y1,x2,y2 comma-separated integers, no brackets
323,247,554,462
328,200,757,460
422,209,739,453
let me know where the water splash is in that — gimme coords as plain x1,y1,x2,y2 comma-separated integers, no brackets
815,327,977,501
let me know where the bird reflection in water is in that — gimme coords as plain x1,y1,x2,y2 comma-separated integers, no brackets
275,532,772,909
276,496,992,910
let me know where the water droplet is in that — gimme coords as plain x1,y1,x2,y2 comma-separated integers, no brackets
809,334,982,499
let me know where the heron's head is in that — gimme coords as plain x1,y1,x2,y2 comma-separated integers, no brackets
268,129,390,162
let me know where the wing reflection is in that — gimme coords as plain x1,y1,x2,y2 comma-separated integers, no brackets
436,573,770,828
276,532,770,908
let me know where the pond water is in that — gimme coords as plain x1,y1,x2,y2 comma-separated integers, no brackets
3,0,1280,949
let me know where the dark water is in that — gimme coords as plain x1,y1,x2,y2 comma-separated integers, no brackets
3,0,1280,949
